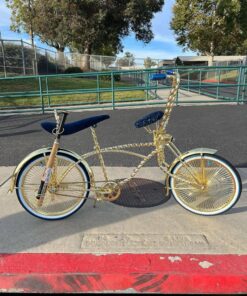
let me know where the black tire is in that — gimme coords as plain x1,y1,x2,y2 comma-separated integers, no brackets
16,151,90,220
169,153,242,216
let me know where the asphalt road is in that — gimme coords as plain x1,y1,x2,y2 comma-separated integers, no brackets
0,104,247,167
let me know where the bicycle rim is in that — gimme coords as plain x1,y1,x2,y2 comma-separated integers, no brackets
16,152,90,220
170,154,241,215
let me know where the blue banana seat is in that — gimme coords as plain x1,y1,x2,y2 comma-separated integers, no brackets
135,111,164,128
41,114,110,135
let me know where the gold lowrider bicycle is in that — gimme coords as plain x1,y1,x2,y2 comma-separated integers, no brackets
9,70,242,220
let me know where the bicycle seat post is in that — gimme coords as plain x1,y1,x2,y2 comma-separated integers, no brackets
54,109,59,123
55,111,68,139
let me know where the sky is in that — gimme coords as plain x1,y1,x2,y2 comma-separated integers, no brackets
0,0,196,59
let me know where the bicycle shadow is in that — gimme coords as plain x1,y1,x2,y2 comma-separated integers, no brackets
225,206,247,214
0,129,41,137
0,114,53,132
0,178,174,254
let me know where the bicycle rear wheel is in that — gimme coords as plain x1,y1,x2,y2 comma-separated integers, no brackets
169,153,241,215
16,151,90,220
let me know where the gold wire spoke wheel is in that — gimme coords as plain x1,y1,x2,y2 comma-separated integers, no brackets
170,154,241,215
16,152,90,220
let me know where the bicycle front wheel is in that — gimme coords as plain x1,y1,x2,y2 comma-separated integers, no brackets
16,151,90,220
169,153,241,216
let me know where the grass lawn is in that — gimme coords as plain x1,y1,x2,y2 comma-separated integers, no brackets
0,76,146,108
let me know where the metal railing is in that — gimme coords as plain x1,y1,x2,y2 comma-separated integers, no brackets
177,65,247,104
0,38,162,77
0,66,246,114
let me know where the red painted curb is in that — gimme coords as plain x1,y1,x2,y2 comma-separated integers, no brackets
0,253,246,293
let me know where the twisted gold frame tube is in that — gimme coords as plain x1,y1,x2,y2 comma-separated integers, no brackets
44,72,199,199
10,72,217,200
10,70,239,218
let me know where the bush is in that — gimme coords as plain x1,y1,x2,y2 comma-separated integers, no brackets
101,73,121,82
37,55,57,75
114,74,121,82
64,66,83,74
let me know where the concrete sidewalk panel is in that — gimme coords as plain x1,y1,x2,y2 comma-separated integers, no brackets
0,166,246,254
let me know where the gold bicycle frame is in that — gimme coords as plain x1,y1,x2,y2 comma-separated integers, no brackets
48,72,216,202
9,71,218,204
9,68,242,219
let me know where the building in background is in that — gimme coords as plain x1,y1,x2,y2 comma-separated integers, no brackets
159,56,247,67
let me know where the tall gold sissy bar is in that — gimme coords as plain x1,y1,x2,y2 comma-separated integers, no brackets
9,70,242,220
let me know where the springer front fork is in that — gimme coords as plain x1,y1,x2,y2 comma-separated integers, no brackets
36,111,68,206
36,139,59,206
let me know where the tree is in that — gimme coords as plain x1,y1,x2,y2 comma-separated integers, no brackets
7,0,165,70
116,52,135,67
217,0,247,54
6,0,36,47
30,0,72,66
144,57,157,68
66,0,165,70
31,0,71,53
170,0,247,65
175,57,183,66
6,0,71,67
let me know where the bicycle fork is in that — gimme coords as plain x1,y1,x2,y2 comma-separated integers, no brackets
36,112,68,207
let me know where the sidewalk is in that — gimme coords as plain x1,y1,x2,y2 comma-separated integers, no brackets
0,166,247,293
1,166,247,254
151,88,238,105
1,105,247,293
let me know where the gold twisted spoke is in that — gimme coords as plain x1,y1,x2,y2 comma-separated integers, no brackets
56,162,79,185
166,143,203,185
172,186,202,190
201,157,206,184
171,155,237,213
17,185,39,191
206,166,230,183
170,170,203,187
17,151,90,220
177,159,203,185
160,165,201,188
192,185,234,209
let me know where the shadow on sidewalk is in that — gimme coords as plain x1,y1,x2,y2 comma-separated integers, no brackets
0,114,53,132
0,129,41,137
0,178,173,254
